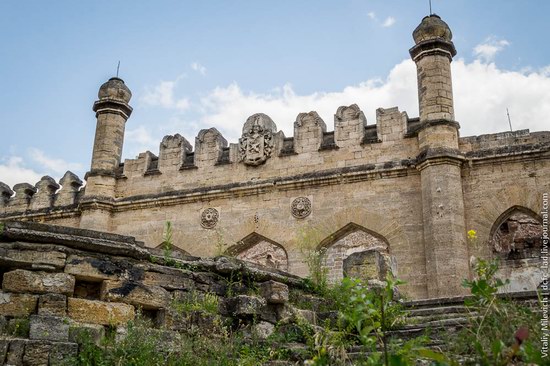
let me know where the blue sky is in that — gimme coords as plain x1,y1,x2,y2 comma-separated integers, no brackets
1,1,550,186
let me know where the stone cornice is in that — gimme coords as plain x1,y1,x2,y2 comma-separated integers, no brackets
79,195,115,213
415,147,465,171
92,98,133,119
85,169,117,180
409,39,457,62
0,204,80,220
416,119,460,134
463,142,550,167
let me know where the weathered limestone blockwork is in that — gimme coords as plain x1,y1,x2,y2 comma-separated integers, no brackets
334,104,367,148
68,298,135,326
2,270,75,296
0,221,330,365
1,14,548,302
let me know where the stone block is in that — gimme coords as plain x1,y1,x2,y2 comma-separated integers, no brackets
2,270,75,295
296,309,317,325
143,270,195,291
6,339,25,366
38,293,67,316
69,323,105,345
64,255,125,281
221,295,266,317
0,339,7,365
251,321,275,339
101,280,170,310
49,342,79,366
23,340,51,366
0,248,66,271
259,280,289,304
192,272,227,295
343,250,388,281
29,315,69,342
68,298,135,325
0,291,38,316
0,315,6,333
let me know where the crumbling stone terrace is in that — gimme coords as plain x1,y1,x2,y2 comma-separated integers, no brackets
0,221,541,365
0,221,317,365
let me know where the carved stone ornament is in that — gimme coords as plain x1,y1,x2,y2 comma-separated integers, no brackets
239,113,276,166
291,197,312,219
335,104,366,124
201,208,219,229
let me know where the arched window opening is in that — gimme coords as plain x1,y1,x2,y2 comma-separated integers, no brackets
319,223,390,283
491,209,542,261
229,233,289,271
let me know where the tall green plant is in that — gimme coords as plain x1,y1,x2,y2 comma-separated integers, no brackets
454,258,543,365
297,227,330,295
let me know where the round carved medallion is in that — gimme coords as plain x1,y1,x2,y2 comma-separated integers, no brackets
201,208,219,229
291,197,311,219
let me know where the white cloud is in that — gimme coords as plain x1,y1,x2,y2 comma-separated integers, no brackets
125,126,159,157
191,62,207,76
197,61,418,141
382,16,396,27
453,59,550,135
28,148,84,175
367,12,395,27
473,37,510,62
0,156,43,188
194,59,550,142
140,79,190,111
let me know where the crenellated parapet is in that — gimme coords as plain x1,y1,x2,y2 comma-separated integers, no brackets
30,176,60,210
0,182,14,207
334,104,367,148
118,104,422,184
294,111,327,153
159,134,192,172
0,171,84,216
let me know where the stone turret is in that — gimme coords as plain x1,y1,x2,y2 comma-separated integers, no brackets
411,15,469,297
90,77,133,174
80,77,133,231
410,14,456,124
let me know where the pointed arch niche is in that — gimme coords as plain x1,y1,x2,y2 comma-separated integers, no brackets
319,223,391,283
489,206,544,292
227,233,289,271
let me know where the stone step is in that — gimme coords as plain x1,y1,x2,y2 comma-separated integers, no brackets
407,305,468,317
399,316,469,331
407,312,475,325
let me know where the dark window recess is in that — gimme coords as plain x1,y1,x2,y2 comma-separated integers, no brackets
144,156,161,176
362,126,381,144
180,152,198,170
319,131,338,151
74,280,102,300
405,117,421,137
141,309,161,326
279,137,296,156
216,147,231,165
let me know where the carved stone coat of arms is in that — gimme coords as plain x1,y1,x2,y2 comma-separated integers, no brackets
239,114,276,166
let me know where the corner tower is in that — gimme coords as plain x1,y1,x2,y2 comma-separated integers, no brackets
410,15,470,297
80,77,133,231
